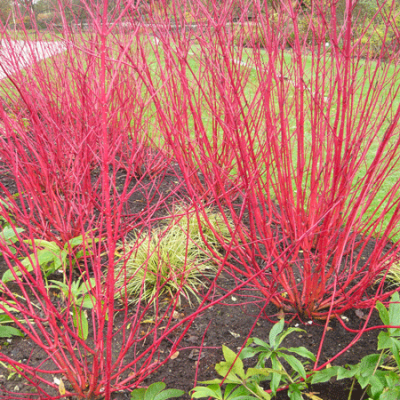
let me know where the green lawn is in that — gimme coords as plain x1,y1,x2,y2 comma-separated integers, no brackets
1,32,399,240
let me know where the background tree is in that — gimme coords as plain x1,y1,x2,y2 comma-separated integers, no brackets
0,0,12,25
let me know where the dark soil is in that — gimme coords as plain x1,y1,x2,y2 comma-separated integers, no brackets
0,159,390,400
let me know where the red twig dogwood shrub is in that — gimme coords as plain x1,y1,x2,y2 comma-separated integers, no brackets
0,2,228,399
0,26,166,245
152,0,400,319
2,0,400,397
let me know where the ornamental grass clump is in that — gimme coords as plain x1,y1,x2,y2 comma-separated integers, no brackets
0,2,238,398
154,0,400,322
115,221,220,306
165,204,236,251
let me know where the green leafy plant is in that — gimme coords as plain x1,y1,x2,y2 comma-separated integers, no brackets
310,292,400,400
191,345,275,400
47,275,98,340
2,233,99,283
191,319,317,400
0,302,24,339
0,225,24,256
130,382,184,400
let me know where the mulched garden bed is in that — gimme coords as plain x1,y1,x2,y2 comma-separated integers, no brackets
0,159,391,400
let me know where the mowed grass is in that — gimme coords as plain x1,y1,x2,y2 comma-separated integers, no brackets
147,38,400,240
1,30,400,240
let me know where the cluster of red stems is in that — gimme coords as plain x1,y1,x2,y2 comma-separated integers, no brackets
0,0,399,398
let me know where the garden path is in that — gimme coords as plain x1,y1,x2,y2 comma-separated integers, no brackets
0,39,65,80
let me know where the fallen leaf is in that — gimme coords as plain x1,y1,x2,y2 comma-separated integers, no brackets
170,351,179,360
277,309,285,320
58,379,65,396
188,349,205,360
172,311,180,319
304,392,323,400
187,335,199,344
355,309,366,320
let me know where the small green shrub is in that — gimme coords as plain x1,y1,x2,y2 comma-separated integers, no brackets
2,233,99,283
191,318,316,400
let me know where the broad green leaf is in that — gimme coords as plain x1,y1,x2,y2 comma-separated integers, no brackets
251,337,270,349
376,301,390,326
0,315,13,323
198,379,224,385
21,250,57,269
287,347,316,362
66,235,84,249
66,234,99,250
2,262,34,282
0,325,24,338
3,242,64,282
275,328,304,348
288,383,304,400
130,388,146,400
368,375,385,399
311,367,340,384
385,371,400,387
270,355,282,395
81,278,96,294
191,385,222,399
381,388,400,400
269,319,284,349
215,346,245,380
359,354,381,377
390,339,400,368
229,385,257,400
81,294,97,309
378,331,393,350
223,383,239,400
388,292,400,335
245,367,286,379
357,374,371,390
253,383,271,400
144,382,166,400
73,308,88,340
154,389,185,400
60,249,68,266
337,365,359,380
239,347,260,360
279,353,306,379
0,226,24,242
24,239,60,252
